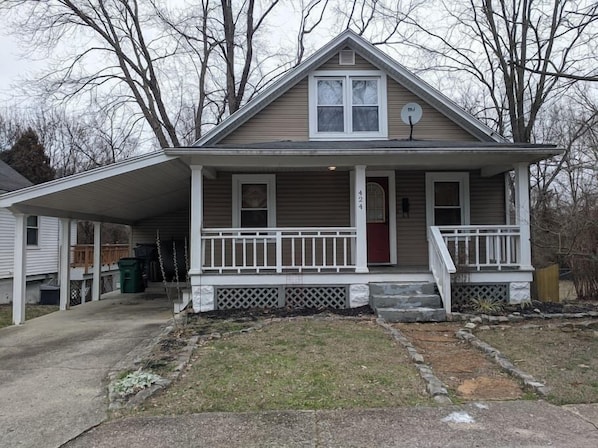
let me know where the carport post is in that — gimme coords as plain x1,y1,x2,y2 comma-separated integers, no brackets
12,212,27,325
59,218,71,311
92,221,101,301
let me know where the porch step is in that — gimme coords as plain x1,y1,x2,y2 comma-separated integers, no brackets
370,294,441,309
376,307,447,323
370,282,446,323
369,282,437,296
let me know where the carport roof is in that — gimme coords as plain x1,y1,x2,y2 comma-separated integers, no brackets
0,152,191,224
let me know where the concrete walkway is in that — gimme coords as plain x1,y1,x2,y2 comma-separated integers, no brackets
63,401,598,448
0,291,172,448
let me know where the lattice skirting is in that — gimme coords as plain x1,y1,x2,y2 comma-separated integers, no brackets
452,283,509,307
69,275,117,307
216,286,348,310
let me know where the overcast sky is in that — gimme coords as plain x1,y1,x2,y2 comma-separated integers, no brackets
0,33,43,102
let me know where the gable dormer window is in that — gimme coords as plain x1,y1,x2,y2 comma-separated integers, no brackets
309,70,387,140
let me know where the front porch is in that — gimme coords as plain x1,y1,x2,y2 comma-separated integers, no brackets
187,162,533,317
190,223,531,316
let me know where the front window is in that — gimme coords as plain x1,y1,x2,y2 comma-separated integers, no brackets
433,182,462,225
26,215,39,246
425,173,470,228
232,175,276,228
310,71,387,139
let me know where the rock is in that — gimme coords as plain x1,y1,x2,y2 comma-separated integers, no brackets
464,322,477,330
533,308,541,314
471,316,483,324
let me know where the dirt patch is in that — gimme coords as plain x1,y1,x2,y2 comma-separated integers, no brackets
457,377,522,400
397,322,525,401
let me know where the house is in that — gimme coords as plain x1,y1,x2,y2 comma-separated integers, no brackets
0,160,60,304
0,31,560,324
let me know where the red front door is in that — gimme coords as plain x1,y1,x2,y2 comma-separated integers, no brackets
366,177,390,263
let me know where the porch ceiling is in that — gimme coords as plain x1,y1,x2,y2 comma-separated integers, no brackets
0,152,191,224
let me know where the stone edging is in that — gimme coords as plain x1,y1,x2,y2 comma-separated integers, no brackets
450,310,598,323
376,318,452,404
455,328,551,397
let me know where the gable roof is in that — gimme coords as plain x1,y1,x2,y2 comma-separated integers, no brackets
194,29,505,147
0,159,33,193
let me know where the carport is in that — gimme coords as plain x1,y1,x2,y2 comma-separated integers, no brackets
0,151,191,324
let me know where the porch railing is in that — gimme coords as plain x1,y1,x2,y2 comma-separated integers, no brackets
201,227,356,273
428,225,523,315
71,244,130,274
437,225,521,271
428,227,456,315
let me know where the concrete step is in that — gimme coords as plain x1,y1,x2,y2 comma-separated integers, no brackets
370,294,442,310
376,307,447,323
369,282,437,296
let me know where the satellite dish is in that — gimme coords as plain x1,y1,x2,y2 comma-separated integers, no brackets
401,103,423,125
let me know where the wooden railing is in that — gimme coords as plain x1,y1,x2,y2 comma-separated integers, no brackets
201,227,356,274
437,225,521,271
428,227,456,315
71,244,130,273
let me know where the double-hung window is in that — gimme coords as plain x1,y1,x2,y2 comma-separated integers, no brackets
232,175,276,229
309,71,387,139
425,173,470,228
26,215,39,246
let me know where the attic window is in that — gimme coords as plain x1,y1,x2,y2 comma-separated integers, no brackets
339,49,355,65
309,70,388,140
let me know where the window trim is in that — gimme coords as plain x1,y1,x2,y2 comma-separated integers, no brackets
232,174,276,228
26,215,39,247
309,70,388,140
425,172,470,228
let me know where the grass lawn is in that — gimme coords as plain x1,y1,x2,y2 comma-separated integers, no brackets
136,318,431,414
0,304,59,329
477,324,598,405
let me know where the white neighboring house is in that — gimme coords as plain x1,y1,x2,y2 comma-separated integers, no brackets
0,160,60,304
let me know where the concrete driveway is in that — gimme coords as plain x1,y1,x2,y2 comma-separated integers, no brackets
0,290,172,448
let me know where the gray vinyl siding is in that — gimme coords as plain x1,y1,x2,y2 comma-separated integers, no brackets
219,52,481,145
131,209,190,246
470,172,506,225
204,174,233,227
0,210,59,280
220,80,309,145
319,52,377,70
395,171,428,267
277,172,350,226
387,79,478,141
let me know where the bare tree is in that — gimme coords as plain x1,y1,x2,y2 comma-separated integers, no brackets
411,0,598,142
0,0,336,147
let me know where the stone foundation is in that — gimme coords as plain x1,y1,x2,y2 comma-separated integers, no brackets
192,285,215,312
349,284,369,308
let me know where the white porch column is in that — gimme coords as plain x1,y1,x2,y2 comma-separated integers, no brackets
189,165,203,275
91,221,102,301
12,213,27,325
59,218,71,310
354,165,368,273
514,163,533,269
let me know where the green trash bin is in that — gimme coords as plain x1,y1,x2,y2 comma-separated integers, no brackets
118,257,146,293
